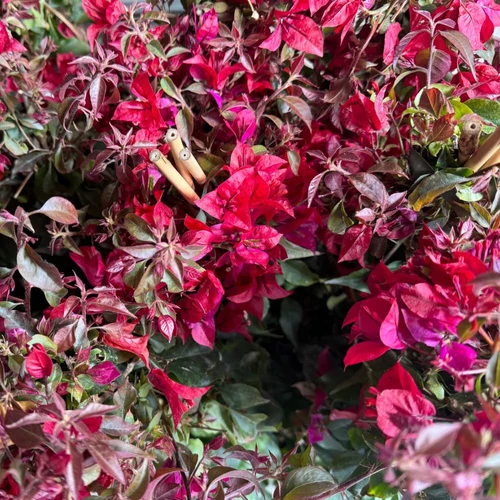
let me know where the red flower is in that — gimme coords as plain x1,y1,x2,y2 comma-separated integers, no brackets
0,22,26,54
340,90,389,135
112,73,166,130
82,0,125,48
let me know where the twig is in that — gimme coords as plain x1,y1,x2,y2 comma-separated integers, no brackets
13,170,35,199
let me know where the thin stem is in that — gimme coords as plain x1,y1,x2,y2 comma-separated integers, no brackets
426,24,436,89
14,170,35,199
43,1,86,43
328,466,386,496
479,326,494,347
24,282,31,318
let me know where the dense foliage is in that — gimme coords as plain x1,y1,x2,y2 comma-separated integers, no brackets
1,0,500,498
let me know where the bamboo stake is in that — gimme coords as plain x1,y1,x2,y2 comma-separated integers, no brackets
165,129,194,188
149,150,199,204
179,148,207,184
482,145,500,169
464,126,500,173
458,119,483,164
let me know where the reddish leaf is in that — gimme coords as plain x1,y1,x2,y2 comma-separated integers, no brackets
383,22,402,65
349,173,388,208
458,2,490,51
377,361,421,394
158,315,176,341
282,95,313,131
414,423,461,455
88,441,126,485
309,0,329,14
260,23,283,52
102,323,150,368
428,114,457,143
4,409,45,448
376,389,436,438
440,30,477,80
344,341,391,367
89,76,106,118
36,196,79,225
321,0,360,41
307,172,326,207
87,294,136,317
70,247,105,287
87,361,121,385
148,368,211,427
282,14,324,57
379,301,405,349
338,225,373,263
197,8,218,42
26,344,53,379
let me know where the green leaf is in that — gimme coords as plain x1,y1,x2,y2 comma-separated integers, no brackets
486,351,500,390
146,40,166,59
0,304,36,336
470,201,491,228
280,238,315,260
282,466,336,500
325,268,370,293
287,150,301,176
328,200,353,235
124,214,156,243
17,244,64,293
279,298,303,346
28,335,58,354
466,98,500,126
426,372,445,400
219,383,268,410
281,260,319,287
288,445,312,469
175,108,194,148
456,185,482,202
125,458,150,500
408,171,468,211
165,46,190,58
450,99,473,120
160,76,182,102
4,135,28,156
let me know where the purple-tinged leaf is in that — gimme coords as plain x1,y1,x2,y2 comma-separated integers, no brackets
282,95,313,131
441,30,477,80
17,244,64,293
349,173,388,208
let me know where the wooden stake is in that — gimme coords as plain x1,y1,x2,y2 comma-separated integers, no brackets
458,119,483,164
179,148,207,184
465,126,500,173
149,150,199,204
165,129,194,188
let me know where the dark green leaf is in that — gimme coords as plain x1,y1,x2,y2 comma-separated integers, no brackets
281,260,319,287
219,383,268,410
282,466,336,500
466,99,500,126
408,172,467,211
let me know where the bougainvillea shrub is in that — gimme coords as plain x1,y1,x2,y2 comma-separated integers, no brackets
2,0,500,497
